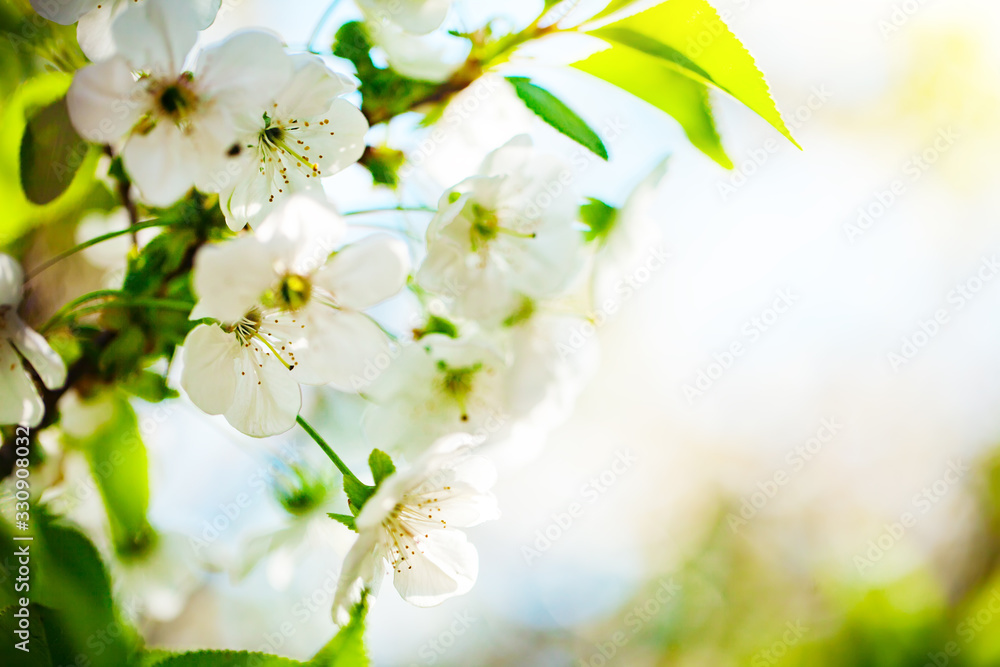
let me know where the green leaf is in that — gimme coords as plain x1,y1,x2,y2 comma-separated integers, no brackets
19,97,87,205
358,146,405,188
343,476,375,516
580,198,619,243
62,392,154,556
0,511,140,667
139,650,303,667
368,450,396,487
99,326,148,378
0,604,53,666
327,513,357,532
120,370,179,403
309,594,369,667
584,0,799,149
590,0,644,22
137,649,178,666
574,45,732,168
505,77,608,160
590,27,718,86
0,72,100,247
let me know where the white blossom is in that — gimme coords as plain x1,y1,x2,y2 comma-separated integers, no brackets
66,0,293,207
370,21,469,82
0,254,66,427
31,0,221,62
359,0,453,35
219,55,369,231
180,196,409,437
416,136,585,325
363,334,509,453
332,433,499,624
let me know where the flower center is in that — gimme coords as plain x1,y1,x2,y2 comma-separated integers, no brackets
469,203,499,251
277,274,312,311
466,201,537,253
233,309,263,345
258,113,322,178
264,125,285,144
436,360,482,422
154,73,197,120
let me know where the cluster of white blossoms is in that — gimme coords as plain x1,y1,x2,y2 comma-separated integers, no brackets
65,0,368,211
12,0,663,625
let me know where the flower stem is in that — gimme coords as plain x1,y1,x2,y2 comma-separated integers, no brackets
69,298,193,318
40,290,123,333
41,295,193,332
296,415,365,489
26,219,180,281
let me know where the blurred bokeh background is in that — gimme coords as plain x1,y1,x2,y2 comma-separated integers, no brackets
17,0,1000,665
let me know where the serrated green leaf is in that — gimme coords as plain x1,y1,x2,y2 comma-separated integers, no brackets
143,650,303,667
137,649,178,666
584,0,799,149
368,450,396,487
310,594,369,667
574,45,732,168
505,77,608,160
328,513,357,531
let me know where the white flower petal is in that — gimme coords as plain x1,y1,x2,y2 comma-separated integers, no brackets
31,0,95,25
225,352,301,437
31,0,96,24
392,529,478,607
287,307,390,390
0,254,23,307
76,3,119,62
66,57,145,145
314,234,409,310
279,55,357,118
305,99,369,176
9,319,66,390
195,30,293,111
372,20,468,82
122,123,204,207
220,163,282,232
189,0,222,27
255,194,346,275
332,530,387,626
112,0,199,76
0,339,44,427
505,222,585,299
363,0,452,35
190,236,276,323
180,324,239,415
